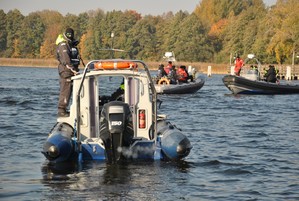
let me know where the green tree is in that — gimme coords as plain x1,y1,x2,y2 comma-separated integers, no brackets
194,0,250,28
83,9,105,59
126,15,158,60
63,13,81,38
155,12,174,59
5,9,24,57
2,2,299,64
115,10,142,59
174,14,213,62
85,10,141,59
218,0,266,62
77,12,89,37
266,0,299,64
20,12,45,58
0,10,7,57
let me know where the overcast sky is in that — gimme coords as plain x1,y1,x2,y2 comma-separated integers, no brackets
1,0,277,16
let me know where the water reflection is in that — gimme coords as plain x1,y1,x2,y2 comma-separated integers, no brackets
41,161,80,181
102,162,131,185
41,160,192,200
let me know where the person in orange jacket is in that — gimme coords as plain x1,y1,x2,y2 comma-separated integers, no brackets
177,66,188,83
234,56,244,76
164,61,173,75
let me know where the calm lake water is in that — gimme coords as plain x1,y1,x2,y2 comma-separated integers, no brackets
0,66,298,201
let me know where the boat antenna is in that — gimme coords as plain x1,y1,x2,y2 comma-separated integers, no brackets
80,57,86,67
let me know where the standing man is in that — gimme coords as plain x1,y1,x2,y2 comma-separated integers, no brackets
234,56,244,76
56,27,80,117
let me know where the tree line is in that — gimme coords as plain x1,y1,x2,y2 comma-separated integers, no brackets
0,0,298,65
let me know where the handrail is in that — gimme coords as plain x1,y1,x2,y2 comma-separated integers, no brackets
76,59,159,148
75,63,89,162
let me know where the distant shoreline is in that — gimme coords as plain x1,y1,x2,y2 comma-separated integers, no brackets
0,58,230,74
0,58,57,68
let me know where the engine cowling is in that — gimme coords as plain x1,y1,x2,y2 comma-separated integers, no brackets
99,101,134,163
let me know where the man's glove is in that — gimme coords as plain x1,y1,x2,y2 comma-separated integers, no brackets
71,68,79,75
66,64,79,75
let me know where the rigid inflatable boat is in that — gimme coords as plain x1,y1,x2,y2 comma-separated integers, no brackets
42,59,192,163
155,74,205,94
223,74,299,95
154,51,205,94
223,54,299,95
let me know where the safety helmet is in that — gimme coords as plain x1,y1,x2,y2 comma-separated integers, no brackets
64,27,74,41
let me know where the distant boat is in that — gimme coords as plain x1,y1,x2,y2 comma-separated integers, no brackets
223,54,299,94
155,74,205,94
154,52,205,94
223,74,299,94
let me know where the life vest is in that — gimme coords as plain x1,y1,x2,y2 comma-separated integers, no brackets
177,68,188,81
164,64,172,74
120,83,124,90
55,34,65,45
70,47,80,67
235,58,244,68
234,58,244,74
56,34,80,67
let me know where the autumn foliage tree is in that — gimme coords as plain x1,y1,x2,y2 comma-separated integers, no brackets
266,0,299,64
0,0,298,64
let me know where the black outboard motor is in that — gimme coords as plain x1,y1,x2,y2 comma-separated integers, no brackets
99,101,134,163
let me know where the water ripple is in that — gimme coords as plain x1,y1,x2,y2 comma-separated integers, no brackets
1,69,299,200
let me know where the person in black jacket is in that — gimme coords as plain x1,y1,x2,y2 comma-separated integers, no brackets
157,64,167,78
264,65,277,83
56,28,80,117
